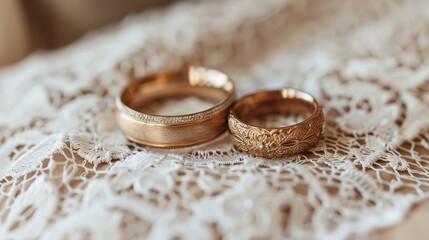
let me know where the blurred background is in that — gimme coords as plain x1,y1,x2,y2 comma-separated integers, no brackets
0,0,176,66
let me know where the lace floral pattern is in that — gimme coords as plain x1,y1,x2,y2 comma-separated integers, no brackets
1,0,429,239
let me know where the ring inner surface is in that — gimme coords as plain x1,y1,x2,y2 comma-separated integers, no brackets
234,92,316,128
122,68,232,116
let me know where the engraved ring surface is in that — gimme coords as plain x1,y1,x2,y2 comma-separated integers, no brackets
228,88,324,158
116,66,235,148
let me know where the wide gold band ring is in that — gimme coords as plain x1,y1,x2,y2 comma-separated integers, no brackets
116,66,235,148
228,88,324,158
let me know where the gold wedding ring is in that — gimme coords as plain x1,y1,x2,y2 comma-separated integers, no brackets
228,88,324,158
116,66,235,148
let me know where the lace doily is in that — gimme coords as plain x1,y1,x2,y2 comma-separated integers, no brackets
1,0,429,239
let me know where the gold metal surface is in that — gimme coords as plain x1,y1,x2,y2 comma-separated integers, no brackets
228,88,324,158
116,66,235,148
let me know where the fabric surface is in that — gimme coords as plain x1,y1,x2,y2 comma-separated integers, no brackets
1,0,429,239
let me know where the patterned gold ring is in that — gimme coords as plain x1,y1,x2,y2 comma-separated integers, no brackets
116,66,235,148
228,88,324,158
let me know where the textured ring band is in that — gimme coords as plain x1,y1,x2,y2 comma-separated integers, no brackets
228,88,324,158
116,66,235,148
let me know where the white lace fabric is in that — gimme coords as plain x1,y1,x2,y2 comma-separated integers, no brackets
1,0,429,239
